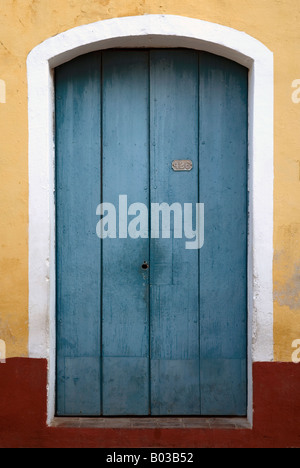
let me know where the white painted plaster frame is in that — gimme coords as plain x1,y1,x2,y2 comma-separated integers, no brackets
27,15,274,425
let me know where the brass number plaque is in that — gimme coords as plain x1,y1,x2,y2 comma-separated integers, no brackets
172,160,193,172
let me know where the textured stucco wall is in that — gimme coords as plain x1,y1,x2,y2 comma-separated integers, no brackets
0,0,300,360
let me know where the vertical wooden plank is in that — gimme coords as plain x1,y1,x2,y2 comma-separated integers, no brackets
150,50,200,415
56,53,101,416
199,53,248,415
101,50,150,415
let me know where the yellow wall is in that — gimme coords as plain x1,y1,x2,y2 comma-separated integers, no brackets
0,0,300,360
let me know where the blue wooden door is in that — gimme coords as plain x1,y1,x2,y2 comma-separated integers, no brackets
56,50,248,416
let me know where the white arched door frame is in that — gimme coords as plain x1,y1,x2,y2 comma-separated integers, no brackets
27,15,274,425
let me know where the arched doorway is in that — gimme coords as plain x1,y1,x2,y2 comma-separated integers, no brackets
27,15,274,424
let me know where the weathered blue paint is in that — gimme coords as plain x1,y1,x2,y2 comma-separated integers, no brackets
55,50,248,417
199,53,248,415
56,53,102,416
149,50,200,415
101,50,150,415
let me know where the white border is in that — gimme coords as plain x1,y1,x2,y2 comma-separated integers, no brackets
27,15,274,424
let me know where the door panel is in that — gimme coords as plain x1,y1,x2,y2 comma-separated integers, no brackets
199,53,248,415
101,50,150,415
56,50,248,417
56,53,102,416
149,50,200,415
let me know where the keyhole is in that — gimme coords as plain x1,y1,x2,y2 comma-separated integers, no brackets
141,261,149,270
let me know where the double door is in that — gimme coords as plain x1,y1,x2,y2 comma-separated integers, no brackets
56,49,248,416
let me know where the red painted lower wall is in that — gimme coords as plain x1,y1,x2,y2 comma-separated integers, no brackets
0,359,299,448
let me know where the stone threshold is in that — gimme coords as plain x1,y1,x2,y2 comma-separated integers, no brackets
50,417,251,429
